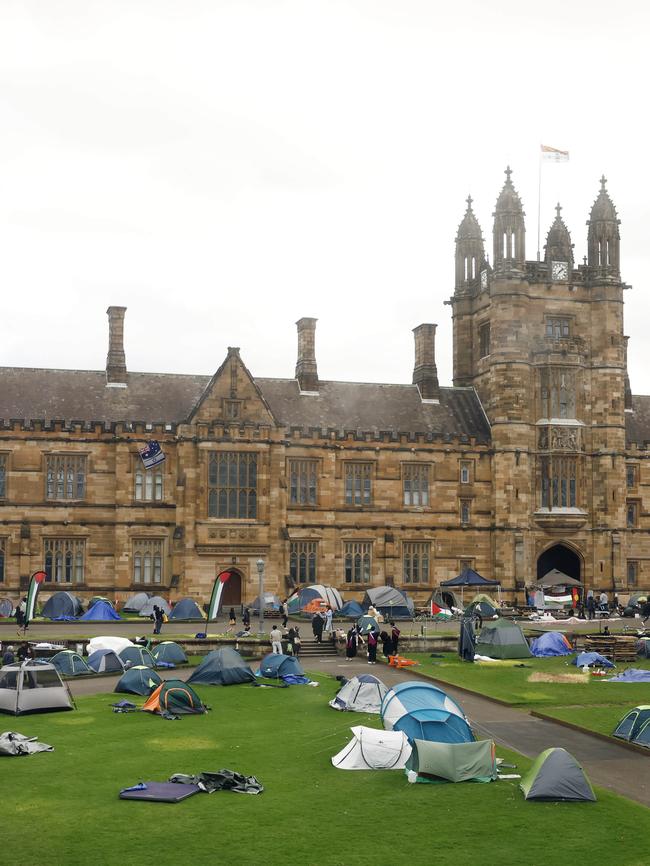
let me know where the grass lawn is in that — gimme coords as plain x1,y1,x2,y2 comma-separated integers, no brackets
2,671,650,866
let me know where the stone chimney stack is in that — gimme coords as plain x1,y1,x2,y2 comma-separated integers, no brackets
412,323,439,400
295,317,319,393
106,306,128,386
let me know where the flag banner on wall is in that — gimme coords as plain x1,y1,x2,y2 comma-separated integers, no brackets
207,571,232,621
25,570,47,625
139,440,166,469
541,144,569,162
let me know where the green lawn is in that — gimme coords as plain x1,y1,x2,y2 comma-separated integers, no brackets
3,672,650,866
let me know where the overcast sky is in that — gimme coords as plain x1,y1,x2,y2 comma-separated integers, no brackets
1,0,649,394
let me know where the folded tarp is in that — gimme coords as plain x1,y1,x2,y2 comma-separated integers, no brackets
119,782,202,802
0,731,53,756
571,652,615,668
605,668,650,683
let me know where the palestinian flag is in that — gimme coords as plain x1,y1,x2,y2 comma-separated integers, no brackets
430,601,452,621
25,570,47,625
207,571,232,621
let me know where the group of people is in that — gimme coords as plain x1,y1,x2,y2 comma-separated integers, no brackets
311,605,334,643
269,622,301,656
345,620,400,664
1,642,31,666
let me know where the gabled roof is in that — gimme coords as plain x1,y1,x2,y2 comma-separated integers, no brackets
626,396,650,448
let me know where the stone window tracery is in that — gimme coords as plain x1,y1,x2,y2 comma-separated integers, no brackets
208,452,257,519
290,541,317,584
133,539,163,584
44,538,85,584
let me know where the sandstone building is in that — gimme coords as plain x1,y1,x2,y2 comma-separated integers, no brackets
1,169,648,609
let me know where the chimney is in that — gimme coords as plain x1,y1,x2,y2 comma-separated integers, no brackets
412,323,439,400
295,317,319,393
106,306,128,386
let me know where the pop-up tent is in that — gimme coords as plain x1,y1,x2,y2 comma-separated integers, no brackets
120,646,157,669
288,585,343,614
187,648,256,686
115,665,162,696
79,600,121,621
122,592,151,613
139,596,171,617
406,738,497,783
331,726,411,770
152,642,188,666
362,587,413,620
0,662,74,715
520,748,596,801
613,706,650,743
393,708,474,744
329,674,387,713
381,682,467,732
475,619,532,659
143,680,207,717
337,600,364,619
41,591,83,619
87,649,125,674
49,650,91,677
169,598,204,620
530,631,574,657
258,653,304,679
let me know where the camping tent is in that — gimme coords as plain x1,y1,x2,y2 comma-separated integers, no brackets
187,648,256,686
169,598,204,620
119,646,157,669
329,674,387,713
138,596,171,617
536,569,582,588
258,653,304,679
41,591,83,619
475,619,532,659
530,631,574,657
356,615,379,635
0,661,74,715
440,569,500,605
87,649,125,674
49,650,91,677
429,589,463,613
406,738,497,783
249,593,282,613
331,725,411,770
362,586,413,619
143,680,207,716
571,652,614,668
0,598,12,618
337,600,364,619
520,748,596,801
152,641,188,666
79,600,121,621
613,706,650,742
115,665,162,696
122,592,151,613
87,636,133,656
287,585,343,614
393,708,474,744
464,599,499,619
381,682,467,732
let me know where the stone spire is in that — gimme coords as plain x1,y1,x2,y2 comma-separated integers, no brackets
493,166,526,270
587,175,620,278
544,203,574,268
454,194,486,294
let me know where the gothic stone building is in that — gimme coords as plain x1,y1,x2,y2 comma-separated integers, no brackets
0,169,649,609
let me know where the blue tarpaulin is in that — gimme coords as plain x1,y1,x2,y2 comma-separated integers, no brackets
571,652,615,668
605,668,650,682
530,632,574,657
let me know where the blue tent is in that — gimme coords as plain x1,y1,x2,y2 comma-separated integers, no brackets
188,648,256,685
530,632,574,657
381,682,467,732
393,708,474,744
120,646,157,669
606,668,650,682
152,641,188,665
571,652,615,669
169,598,204,620
338,600,364,618
258,653,304,679
115,665,162,695
79,600,121,621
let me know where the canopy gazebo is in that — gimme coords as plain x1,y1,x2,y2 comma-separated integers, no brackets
439,569,501,606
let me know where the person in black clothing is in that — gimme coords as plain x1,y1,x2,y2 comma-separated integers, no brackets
390,621,401,655
152,605,164,635
242,607,251,629
380,631,393,659
367,627,378,664
17,642,30,662
2,645,15,665
312,611,324,644
586,595,596,621
641,599,650,625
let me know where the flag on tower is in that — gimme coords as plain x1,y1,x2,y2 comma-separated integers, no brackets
541,144,569,162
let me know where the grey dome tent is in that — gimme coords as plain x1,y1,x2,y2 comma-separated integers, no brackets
187,648,256,686
475,619,532,659
41,591,83,619
258,653,304,679
338,600,364,619
139,596,171,617
0,661,74,715
87,649,125,674
49,650,91,677
152,641,188,666
329,674,388,713
520,748,596,801
119,646,157,669
0,598,13,617
362,586,414,619
169,598,204,620
122,592,151,613
115,665,162,696
613,706,650,743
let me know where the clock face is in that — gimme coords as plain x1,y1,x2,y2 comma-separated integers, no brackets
480,269,488,290
551,260,568,280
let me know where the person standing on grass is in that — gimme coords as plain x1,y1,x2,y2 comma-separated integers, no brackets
270,624,283,655
367,627,378,664
226,608,236,633
390,621,401,655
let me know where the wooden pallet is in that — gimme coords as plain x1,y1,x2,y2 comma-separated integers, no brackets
584,634,638,662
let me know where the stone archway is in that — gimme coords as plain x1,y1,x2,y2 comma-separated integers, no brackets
536,543,582,582
218,569,242,607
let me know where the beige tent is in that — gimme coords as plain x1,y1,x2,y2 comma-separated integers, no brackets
0,661,74,715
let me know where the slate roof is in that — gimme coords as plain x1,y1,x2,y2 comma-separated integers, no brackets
626,396,650,447
0,366,490,442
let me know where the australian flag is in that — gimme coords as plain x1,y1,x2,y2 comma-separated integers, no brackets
139,440,166,469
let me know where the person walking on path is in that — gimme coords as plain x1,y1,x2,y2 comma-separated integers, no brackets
586,595,596,621
152,605,164,635
390,621,401,655
324,605,333,634
226,608,236,633
312,611,324,644
242,607,251,630
270,624,283,655
367,627,378,664
280,599,289,628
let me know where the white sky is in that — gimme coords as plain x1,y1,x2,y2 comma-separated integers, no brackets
1,0,649,392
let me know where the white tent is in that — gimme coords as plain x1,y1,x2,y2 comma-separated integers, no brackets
86,636,133,656
0,662,74,715
329,675,388,714
331,725,411,770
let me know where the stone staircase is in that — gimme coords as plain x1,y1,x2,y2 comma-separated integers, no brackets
296,635,339,658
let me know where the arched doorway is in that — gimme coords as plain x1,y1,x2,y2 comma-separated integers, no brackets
217,569,242,607
536,544,581,582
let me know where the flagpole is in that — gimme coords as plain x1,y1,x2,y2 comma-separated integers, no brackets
536,146,542,262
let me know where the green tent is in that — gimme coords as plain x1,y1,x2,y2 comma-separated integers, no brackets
520,748,596,801
613,706,650,744
405,738,497,784
143,679,207,717
475,619,532,659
